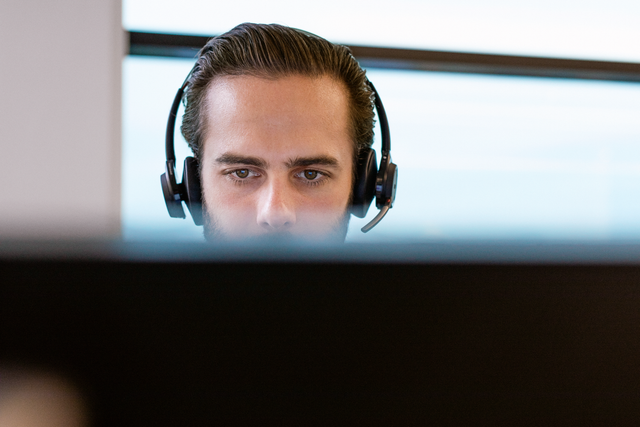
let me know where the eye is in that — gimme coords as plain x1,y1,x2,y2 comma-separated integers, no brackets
234,169,250,179
303,170,318,180
294,169,329,187
225,168,261,184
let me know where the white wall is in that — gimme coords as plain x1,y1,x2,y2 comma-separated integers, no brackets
0,0,123,239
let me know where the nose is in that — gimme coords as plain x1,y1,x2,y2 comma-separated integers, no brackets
256,178,296,232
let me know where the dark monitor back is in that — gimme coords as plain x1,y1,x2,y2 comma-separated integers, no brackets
2,242,640,426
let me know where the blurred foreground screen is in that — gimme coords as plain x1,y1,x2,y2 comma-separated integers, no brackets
3,240,640,426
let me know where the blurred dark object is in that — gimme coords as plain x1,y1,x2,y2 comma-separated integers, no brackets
0,367,86,427
2,241,640,426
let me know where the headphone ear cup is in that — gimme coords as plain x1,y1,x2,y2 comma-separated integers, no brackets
161,168,186,219
182,156,203,226
377,161,398,209
351,148,377,218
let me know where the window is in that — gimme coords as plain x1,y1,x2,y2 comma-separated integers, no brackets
122,1,640,241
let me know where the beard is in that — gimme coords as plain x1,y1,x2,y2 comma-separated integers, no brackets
201,197,351,244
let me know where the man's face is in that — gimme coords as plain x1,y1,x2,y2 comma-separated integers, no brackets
199,74,354,242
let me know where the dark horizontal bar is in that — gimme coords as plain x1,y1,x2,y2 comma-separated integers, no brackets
129,31,640,83
129,31,209,58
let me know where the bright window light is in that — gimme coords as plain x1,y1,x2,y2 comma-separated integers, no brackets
124,0,640,62
122,56,640,241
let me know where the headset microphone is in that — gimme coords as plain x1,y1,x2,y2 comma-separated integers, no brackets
161,68,397,233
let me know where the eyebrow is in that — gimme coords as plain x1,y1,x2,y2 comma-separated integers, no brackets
215,153,267,168
216,153,341,169
285,156,340,168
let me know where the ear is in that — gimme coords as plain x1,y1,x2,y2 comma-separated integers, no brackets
350,148,377,218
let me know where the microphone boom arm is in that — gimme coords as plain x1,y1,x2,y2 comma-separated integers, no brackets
361,203,390,233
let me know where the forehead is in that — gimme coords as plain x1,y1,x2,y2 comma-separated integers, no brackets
205,73,349,120
201,74,353,162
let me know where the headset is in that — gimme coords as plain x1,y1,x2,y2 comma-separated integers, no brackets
161,64,398,234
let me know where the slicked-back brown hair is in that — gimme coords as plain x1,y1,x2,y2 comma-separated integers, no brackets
180,23,375,167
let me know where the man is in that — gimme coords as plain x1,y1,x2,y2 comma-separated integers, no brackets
179,23,378,242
